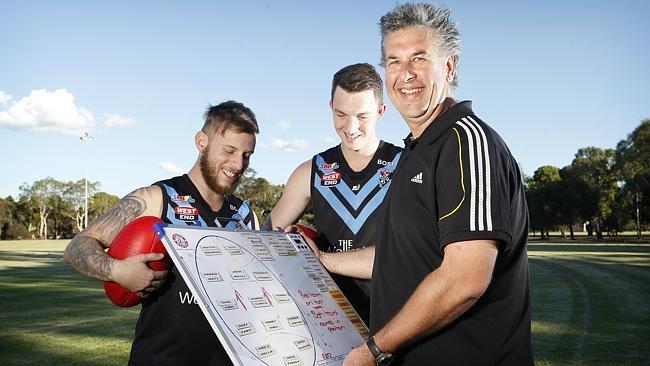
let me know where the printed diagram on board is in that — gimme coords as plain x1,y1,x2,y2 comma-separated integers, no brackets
158,225,368,366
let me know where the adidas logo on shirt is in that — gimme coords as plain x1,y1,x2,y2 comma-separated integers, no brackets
411,172,423,184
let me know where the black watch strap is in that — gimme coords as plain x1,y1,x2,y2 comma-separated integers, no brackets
367,336,382,358
366,337,393,365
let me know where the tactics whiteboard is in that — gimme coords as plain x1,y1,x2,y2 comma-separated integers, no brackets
155,224,368,366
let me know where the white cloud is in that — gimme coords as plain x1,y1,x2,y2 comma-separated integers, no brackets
105,113,136,127
0,91,11,105
267,138,310,153
0,89,94,134
160,161,185,174
277,120,291,131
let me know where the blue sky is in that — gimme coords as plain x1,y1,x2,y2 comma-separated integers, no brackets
1,0,648,198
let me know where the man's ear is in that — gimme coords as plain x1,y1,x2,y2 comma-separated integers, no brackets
377,103,387,119
445,55,456,83
195,130,209,152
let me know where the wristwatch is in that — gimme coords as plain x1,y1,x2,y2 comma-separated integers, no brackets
366,336,394,365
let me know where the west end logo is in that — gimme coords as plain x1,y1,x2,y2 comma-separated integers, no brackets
321,172,341,186
174,206,198,221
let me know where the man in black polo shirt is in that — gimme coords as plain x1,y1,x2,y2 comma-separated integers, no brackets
301,3,533,365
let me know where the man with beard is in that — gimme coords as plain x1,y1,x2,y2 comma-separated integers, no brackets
64,100,259,365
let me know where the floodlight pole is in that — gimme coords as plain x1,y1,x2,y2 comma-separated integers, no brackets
80,132,94,229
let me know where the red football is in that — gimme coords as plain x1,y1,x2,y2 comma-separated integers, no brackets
295,223,319,241
103,216,169,307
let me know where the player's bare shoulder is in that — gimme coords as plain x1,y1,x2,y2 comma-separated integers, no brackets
285,159,312,196
132,185,164,216
83,185,163,247
292,159,313,182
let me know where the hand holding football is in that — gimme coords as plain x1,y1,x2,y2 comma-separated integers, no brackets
103,216,169,307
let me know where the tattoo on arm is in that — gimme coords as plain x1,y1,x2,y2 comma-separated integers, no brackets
93,195,147,242
65,235,115,281
65,195,147,281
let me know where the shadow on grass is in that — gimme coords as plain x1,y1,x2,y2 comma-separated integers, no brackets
0,250,139,366
529,254,649,366
0,334,130,366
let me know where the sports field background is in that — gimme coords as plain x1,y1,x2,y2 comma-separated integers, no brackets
0,240,648,365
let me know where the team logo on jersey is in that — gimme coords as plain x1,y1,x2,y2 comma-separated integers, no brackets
172,233,189,248
230,204,238,211
319,162,339,170
174,206,199,221
171,194,196,203
352,184,361,191
321,172,341,186
379,170,393,187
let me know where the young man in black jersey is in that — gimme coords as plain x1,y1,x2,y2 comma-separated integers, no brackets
302,4,533,366
64,100,259,365
267,63,403,324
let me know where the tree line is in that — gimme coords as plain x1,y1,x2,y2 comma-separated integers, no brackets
0,170,293,241
0,178,119,240
1,119,647,241
526,119,649,239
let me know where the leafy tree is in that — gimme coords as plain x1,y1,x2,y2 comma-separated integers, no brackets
604,188,634,235
526,166,562,239
13,196,36,238
568,147,618,239
62,179,99,232
15,178,101,239
1,197,30,239
557,166,598,239
89,191,119,221
49,193,75,239
19,177,65,239
615,119,650,237
0,197,16,239
236,168,284,223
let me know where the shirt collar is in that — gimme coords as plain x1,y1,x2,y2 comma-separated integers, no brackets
403,101,474,148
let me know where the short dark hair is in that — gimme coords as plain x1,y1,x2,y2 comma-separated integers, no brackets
202,100,259,136
379,3,461,88
331,63,383,105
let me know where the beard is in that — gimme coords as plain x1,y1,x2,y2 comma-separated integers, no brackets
199,152,240,196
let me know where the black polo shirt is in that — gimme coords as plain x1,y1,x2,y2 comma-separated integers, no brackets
370,101,533,365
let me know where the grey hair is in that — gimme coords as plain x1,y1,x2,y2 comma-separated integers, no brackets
379,3,461,88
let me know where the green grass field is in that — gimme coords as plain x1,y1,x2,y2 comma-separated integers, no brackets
528,242,650,365
1,240,648,365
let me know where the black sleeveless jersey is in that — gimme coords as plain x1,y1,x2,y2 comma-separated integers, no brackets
128,174,255,366
310,141,402,324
